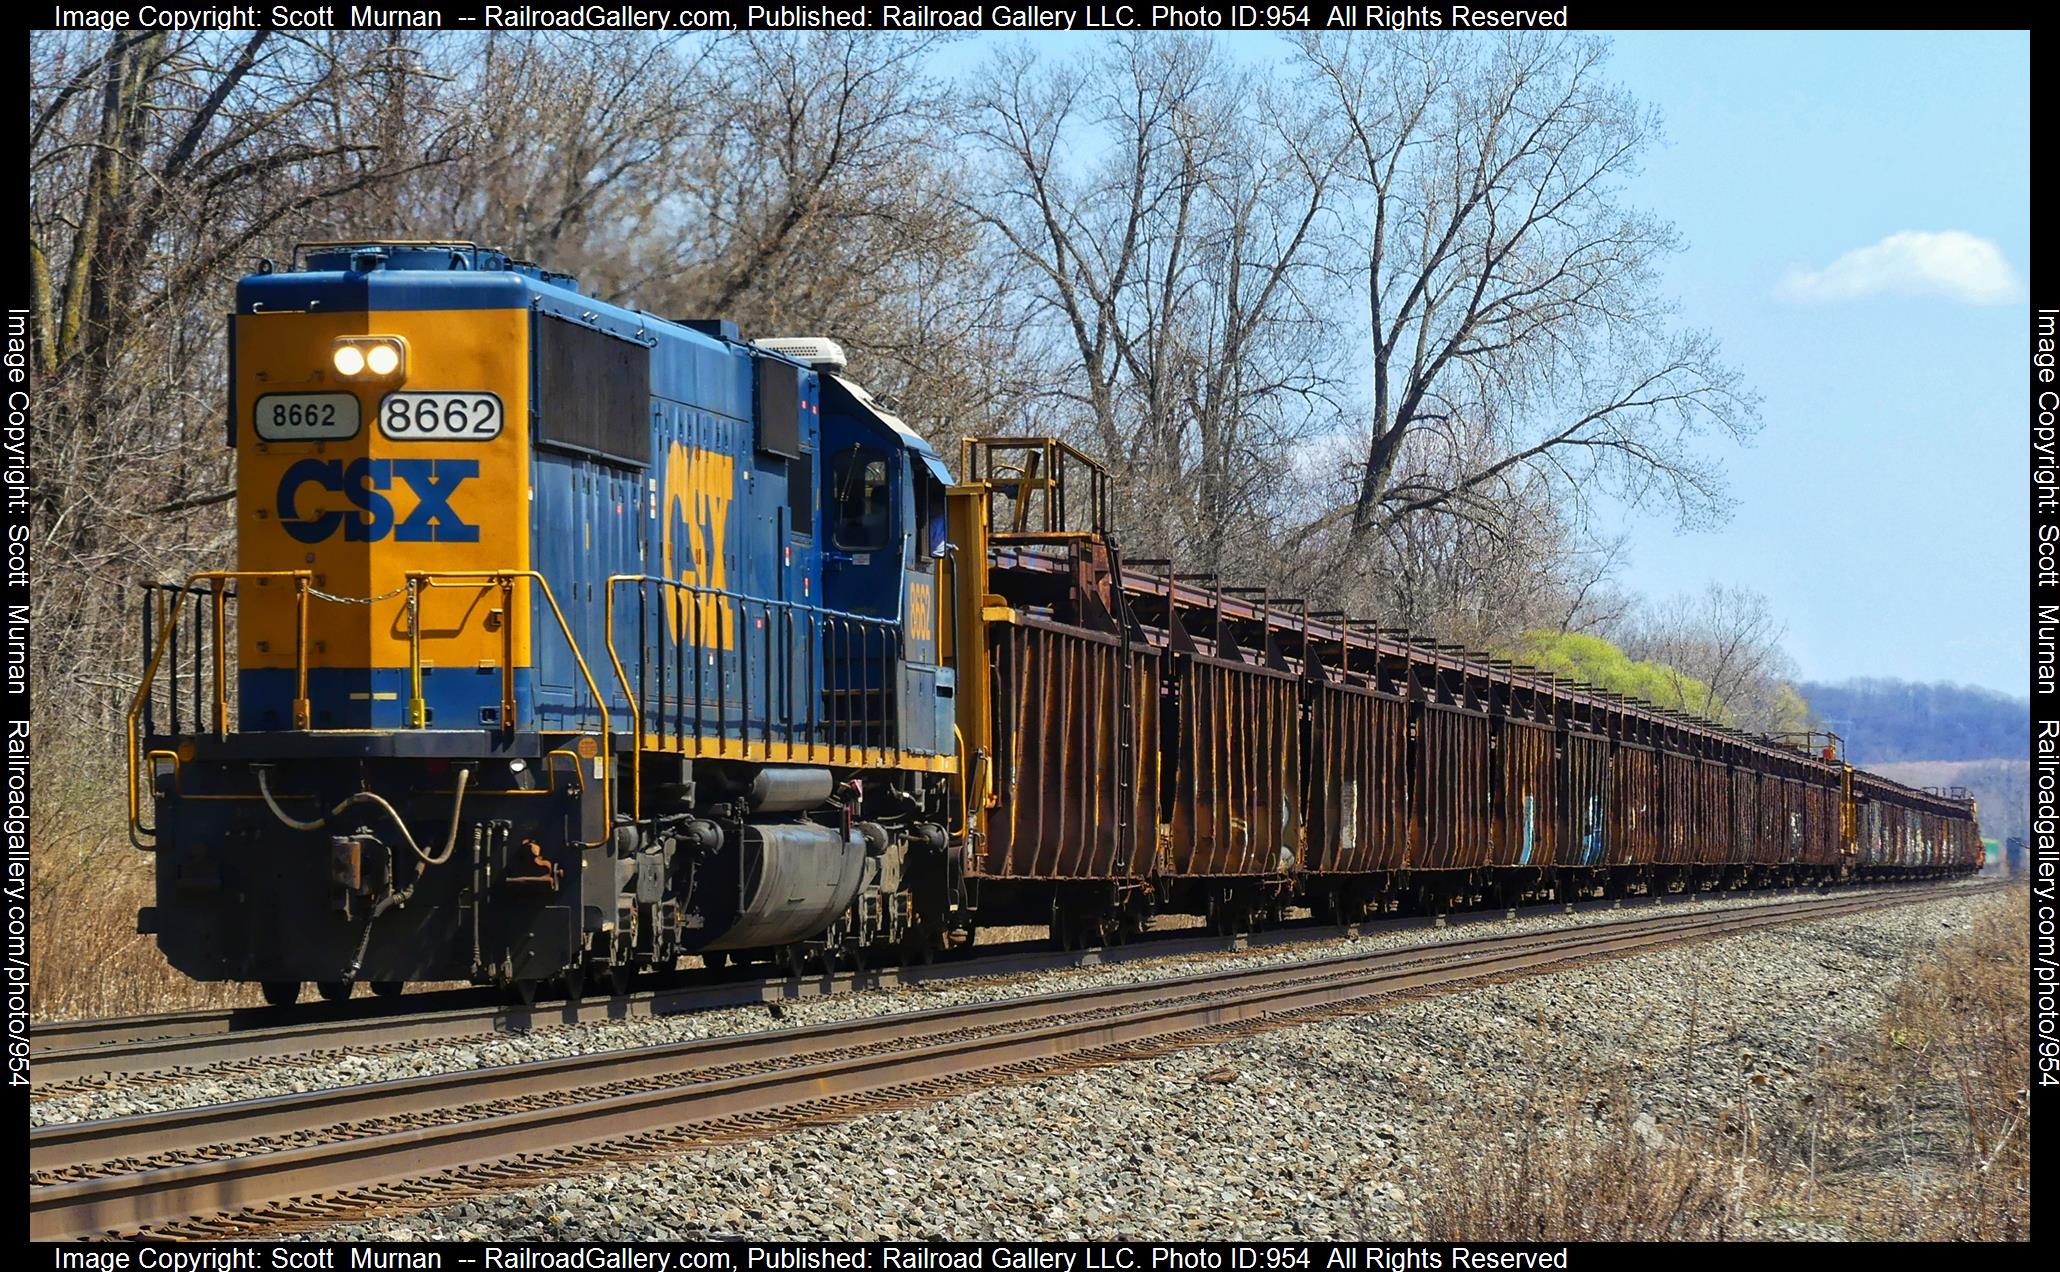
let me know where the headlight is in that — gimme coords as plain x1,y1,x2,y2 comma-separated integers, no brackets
331,337,405,381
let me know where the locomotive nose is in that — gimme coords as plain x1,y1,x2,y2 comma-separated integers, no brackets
232,303,530,731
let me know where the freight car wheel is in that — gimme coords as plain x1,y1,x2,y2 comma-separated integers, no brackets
511,978,541,1007
1319,887,1346,926
608,963,634,996
261,981,302,1008
702,951,729,971
317,980,354,1003
370,981,404,999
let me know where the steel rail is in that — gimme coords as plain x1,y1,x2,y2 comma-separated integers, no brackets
33,897,1846,1175
28,885,1989,1240
28,880,1974,1087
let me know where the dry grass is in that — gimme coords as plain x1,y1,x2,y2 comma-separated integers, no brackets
1782,896,2031,1239
30,737,266,1020
1412,894,2030,1241
1416,1080,1757,1240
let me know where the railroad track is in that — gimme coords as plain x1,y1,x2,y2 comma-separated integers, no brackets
28,882,1998,1241
29,880,1965,1092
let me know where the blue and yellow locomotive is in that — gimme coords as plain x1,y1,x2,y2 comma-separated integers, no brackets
137,242,963,1002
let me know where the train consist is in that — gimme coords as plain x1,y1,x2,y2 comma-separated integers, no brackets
129,242,1982,1004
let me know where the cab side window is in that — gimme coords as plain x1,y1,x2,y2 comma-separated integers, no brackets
830,445,892,552
913,475,941,569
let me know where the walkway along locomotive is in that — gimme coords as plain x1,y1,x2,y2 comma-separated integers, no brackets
127,243,1982,1004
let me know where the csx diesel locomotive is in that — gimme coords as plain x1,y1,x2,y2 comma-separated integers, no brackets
130,242,1982,1004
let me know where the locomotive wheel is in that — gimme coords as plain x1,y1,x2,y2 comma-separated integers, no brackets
261,981,302,1008
370,981,405,999
316,980,354,1003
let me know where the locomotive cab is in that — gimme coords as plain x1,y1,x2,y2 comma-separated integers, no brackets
800,353,956,757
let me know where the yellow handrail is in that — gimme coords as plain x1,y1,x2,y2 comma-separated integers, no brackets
406,569,626,849
603,574,929,793
603,575,643,821
126,571,312,847
128,567,629,851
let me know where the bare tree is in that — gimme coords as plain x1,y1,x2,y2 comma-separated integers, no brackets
1616,583,1806,735
28,29,461,729
962,35,1346,574
676,32,1025,444
1292,33,1758,587
1312,454,1616,651
347,31,715,281
339,31,1014,443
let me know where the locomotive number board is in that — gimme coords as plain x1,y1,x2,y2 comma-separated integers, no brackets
378,391,504,441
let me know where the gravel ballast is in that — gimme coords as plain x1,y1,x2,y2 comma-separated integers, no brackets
29,883,1968,1128
290,886,1997,1242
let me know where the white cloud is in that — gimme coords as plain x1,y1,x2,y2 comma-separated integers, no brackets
1776,230,2020,306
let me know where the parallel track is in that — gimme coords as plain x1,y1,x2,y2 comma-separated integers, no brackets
29,881,1955,1090
28,883,1998,1241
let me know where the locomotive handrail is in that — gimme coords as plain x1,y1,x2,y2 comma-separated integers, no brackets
404,570,622,849
604,575,914,819
126,570,314,847
602,576,643,820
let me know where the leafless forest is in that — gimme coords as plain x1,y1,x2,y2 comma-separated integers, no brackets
29,30,1823,1012
28,29,1791,726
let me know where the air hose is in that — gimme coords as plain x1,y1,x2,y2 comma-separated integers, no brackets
258,765,472,865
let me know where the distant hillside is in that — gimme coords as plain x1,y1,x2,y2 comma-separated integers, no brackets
1869,759,2028,843
1799,678,2029,764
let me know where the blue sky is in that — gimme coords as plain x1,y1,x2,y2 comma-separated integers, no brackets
1599,31,2029,699
930,30,2031,696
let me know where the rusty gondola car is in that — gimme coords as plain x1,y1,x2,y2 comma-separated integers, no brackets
129,247,1980,1002
946,437,1978,939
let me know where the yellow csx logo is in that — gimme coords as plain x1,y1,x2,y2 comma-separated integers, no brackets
908,579,934,644
661,442,735,649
